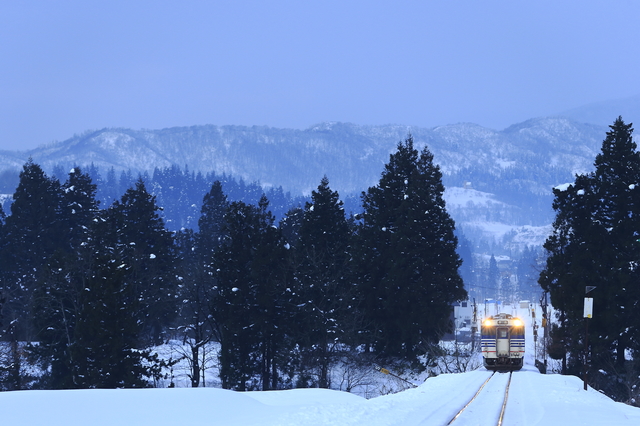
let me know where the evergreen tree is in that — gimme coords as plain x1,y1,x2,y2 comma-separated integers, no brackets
99,167,120,207
175,229,212,387
356,135,467,360
70,211,162,388
539,172,598,375
118,169,134,197
0,203,17,390
3,160,63,341
0,164,103,388
35,167,101,388
174,181,229,387
252,196,294,390
280,206,304,249
456,233,475,298
109,178,178,344
198,181,229,260
214,201,258,390
516,246,542,302
487,254,500,301
68,178,173,388
540,117,640,400
152,165,198,230
292,176,352,388
214,197,292,390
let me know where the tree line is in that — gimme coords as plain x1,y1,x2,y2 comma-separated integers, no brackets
0,136,466,391
46,162,305,231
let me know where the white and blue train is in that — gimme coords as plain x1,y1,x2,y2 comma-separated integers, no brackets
481,313,525,370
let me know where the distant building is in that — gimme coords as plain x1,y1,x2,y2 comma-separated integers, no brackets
454,300,473,329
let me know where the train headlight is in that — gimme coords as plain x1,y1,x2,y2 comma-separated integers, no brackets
513,319,523,326
483,319,492,326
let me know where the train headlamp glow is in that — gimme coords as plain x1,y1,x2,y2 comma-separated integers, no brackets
483,319,492,326
513,319,523,326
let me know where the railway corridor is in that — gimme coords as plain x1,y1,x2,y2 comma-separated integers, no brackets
447,371,512,426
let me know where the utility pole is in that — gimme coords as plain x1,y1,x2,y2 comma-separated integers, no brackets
583,286,596,391
471,298,478,352
540,291,548,373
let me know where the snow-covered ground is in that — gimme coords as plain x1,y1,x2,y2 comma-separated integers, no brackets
2,304,639,425
3,362,638,425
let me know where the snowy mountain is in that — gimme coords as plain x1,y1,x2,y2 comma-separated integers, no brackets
443,186,553,252
0,116,611,253
0,117,606,195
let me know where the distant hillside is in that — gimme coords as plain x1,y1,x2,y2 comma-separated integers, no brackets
0,118,606,195
0,117,612,254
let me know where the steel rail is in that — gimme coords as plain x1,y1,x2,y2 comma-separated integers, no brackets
497,372,513,426
446,372,495,425
447,371,513,426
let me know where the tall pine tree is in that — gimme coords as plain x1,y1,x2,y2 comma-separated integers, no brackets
174,181,229,387
356,135,466,360
110,178,178,344
3,160,63,341
540,117,640,400
293,176,352,388
71,209,162,388
35,167,101,388
70,178,172,388
213,197,292,390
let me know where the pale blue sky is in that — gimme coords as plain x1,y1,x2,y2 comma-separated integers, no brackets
1,1,639,150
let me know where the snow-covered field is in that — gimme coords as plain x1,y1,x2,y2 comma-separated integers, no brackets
2,305,639,425
3,363,638,425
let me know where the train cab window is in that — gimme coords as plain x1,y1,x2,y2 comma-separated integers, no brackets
498,328,508,338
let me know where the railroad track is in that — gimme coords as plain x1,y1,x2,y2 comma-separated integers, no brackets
446,371,513,426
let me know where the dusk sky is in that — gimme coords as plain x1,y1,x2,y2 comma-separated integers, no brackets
2,1,639,151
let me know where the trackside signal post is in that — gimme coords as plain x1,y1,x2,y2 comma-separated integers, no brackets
583,286,596,391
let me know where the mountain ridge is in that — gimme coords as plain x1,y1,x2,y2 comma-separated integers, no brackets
0,115,623,258
0,117,608,196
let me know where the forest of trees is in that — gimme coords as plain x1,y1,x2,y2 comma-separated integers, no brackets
540,117,640,404
0,136,467,391
47,163,308,231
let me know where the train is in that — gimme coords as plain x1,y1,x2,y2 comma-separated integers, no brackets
480,313,524,370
